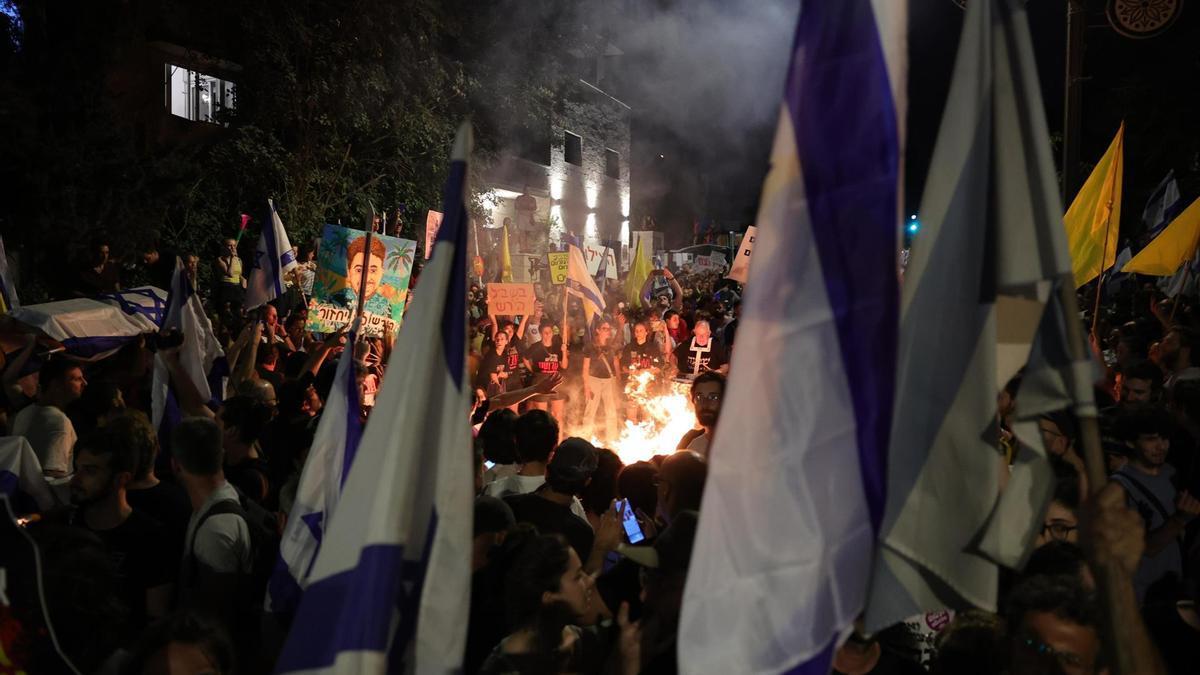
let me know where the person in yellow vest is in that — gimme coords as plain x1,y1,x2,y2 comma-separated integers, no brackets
214,238,245,312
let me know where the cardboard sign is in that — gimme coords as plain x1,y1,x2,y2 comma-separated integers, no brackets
487,283,537,316
425,210,443,259
547,252,569,285
727,225,756,283
306,224,417,337
581,242,618,279
709,252,728,270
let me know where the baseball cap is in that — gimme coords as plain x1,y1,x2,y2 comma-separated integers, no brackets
547,437,599,482
617,510,699,575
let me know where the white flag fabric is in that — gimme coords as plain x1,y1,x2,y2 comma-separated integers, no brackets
0,436,56,512
679,0,905,672
244,199,298,311
0,235,19,313
865,0,1089,630
275,124,474,674
151,258,226,429
566,235,606,325
266,320,363,614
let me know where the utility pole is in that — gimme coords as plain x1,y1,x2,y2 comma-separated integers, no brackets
1062,0,1086,202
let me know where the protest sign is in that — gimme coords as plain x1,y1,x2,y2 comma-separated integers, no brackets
487,283,536,316
709,252,728,270
695,256,716,272
582,241,618,279
306,224,416,337
547,252,569,285
727,225,757,283
425,210,443,259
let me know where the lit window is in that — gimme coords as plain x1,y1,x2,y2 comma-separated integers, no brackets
165,64,237,124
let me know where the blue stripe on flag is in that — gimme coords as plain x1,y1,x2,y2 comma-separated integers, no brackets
565,277,606,315
437,160,469,389
786,0,899,530
783,637,837,675
274,544,407,670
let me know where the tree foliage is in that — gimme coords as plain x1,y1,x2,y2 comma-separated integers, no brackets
0,0,594,300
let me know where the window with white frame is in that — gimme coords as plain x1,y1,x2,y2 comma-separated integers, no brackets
165,64,236,123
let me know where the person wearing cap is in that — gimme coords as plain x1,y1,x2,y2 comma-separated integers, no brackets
504,438,601,567
613,510,700,675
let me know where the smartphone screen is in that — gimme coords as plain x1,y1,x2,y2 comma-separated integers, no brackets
620,498,645,544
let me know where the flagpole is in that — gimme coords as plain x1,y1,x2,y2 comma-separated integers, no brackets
1090,138,1123,334
1057,279,1141,675
357,201,376,322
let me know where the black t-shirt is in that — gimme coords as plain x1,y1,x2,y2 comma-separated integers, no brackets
505,345,522,373
621,341,664,374
504,491,594,562
226,457,270,506
524,340,564,376
583,344,617,380
73,509,173,629
673,338,728,376
127,480,192,566
723,318,739,349
475,349,511,394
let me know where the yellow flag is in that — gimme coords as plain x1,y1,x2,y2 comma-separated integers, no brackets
624,236,653,307
500,224,513,282
1064,123,1124,287
1122,196,1200,276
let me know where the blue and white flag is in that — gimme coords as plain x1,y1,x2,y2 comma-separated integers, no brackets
267,319,363,614
864,0,1087,630
244,198,298,311
1144,170,1182,238
151,258,226,429
679,1,904,672
276,124,474,674
565,234,605,326
0,235,19,314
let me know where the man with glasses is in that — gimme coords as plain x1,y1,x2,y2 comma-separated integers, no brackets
677,372,725,459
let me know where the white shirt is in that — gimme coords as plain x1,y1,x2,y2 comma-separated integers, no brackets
183,481,253,574
686,433,711,460
11,404,76,475
483,473,591,525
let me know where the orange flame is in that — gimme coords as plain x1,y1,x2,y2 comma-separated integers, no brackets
576,370,698,464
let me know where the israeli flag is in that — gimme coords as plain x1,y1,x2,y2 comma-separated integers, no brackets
679,1,904,673
151,258,226,430
565,234,606,326
267,319,364,614
245,198,298,311
276,124,474,674
0,235,18,313
1144,170,1182,237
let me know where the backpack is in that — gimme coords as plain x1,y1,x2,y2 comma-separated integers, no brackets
188,486,282,608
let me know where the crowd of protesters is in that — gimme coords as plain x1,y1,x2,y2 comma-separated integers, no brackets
1,231,1199,675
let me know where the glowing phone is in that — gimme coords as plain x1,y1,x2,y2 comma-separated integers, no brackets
620,498,645,544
